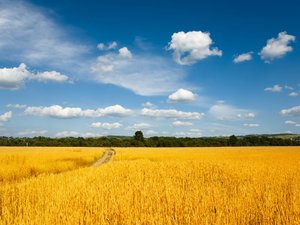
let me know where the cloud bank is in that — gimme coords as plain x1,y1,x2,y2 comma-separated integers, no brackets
25,105,132,118
141,108,203,120
0,63,70,90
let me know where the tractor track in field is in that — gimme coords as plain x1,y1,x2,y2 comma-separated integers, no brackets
92,148,115,167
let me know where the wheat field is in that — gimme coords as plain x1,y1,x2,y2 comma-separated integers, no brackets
0,146,300,224
0,147,104,183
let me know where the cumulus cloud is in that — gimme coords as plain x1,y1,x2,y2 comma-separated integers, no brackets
25,105,82,118
128,123,152,130
172,121,193,127
118,47,132,58
280,106,300,117
289,92,299,97
285,120,296,125
6,104,27,109
0,111,12,122
243,123,260,127
18,130,48,136
0,63,70,90
260,32,296,62
91,122,123,129
97,41,117,50
208,102,255,120
141,108,203,120
25,104,132,118
264,84,282,93
167,31,222,65
32,71,70,83
168,88,197,103
0,63,30,89
233,52,253,63
91,49,188,96
0,0,88,69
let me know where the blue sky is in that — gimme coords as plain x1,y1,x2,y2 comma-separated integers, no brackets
0,0,300,137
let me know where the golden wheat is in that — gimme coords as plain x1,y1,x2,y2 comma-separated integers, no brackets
0,146,300,224
0,147,104,183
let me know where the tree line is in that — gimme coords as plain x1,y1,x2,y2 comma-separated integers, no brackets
0,132,299,147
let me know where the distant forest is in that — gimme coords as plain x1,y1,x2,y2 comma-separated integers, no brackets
0,131,299,147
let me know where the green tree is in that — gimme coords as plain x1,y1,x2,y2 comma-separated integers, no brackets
134,131,144,142
229,135,238,146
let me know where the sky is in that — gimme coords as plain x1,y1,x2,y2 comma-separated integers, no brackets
0,0,300,138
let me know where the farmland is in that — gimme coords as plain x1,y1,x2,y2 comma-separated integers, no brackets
0,146,300,224
0,147,104,183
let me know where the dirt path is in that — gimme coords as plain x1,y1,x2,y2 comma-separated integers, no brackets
92,148,115,167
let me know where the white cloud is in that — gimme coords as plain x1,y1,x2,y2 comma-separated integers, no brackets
168,88,197,103
55,131,102,138
209,102,255,120
91,122,123,129
97,43,105,50
55,131,80,137
141,108,203,120
285,85,294,90
142,102,156,108
92,105,132,117
285,120,296,124
172,121,193,127
25,105,82,118
25,104,132,118
108,42,118,49
167,31,222,65
91,50,188,96
237,113,256,118
233,52,253,63
0,111,12,122
128,123,152,130
97,41,117,50
118,47,132,58
289,92,299,97
0,63,30,89
175,129,202,137
0,63,70,90
0,1,88,69
18,130,48,136
32,71,69,83
6,103,27,109
280,106,300,117
264,84,282,93
144,130,157,136
260,32,296,62
296,124,300,127
243,123,260,127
